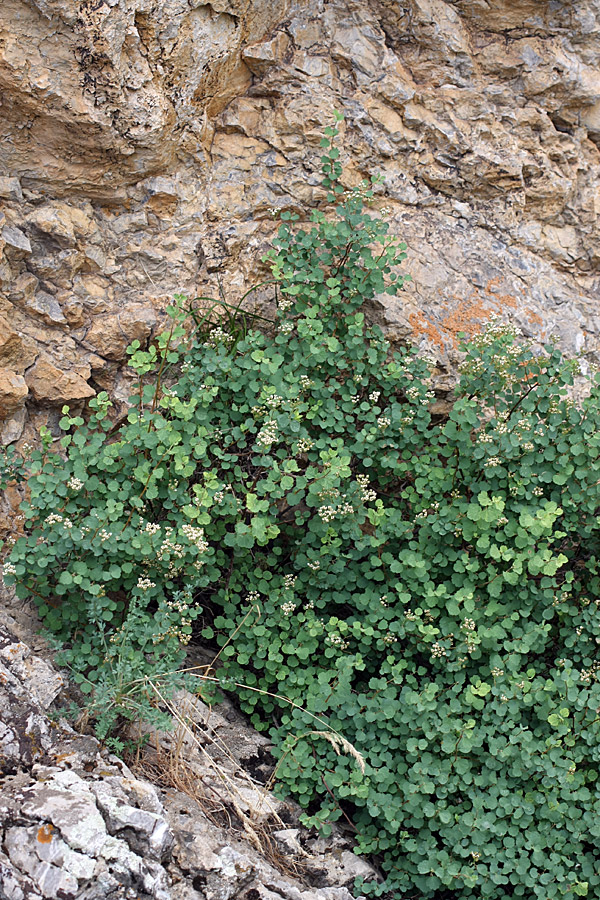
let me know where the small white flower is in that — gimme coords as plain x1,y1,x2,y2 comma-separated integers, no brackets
318,505,337,523
137,576,156,591
257,420,278,448
484,457,501,469
368,391,381,403
181,524,209,553
45,514,64,526
67,476,84,491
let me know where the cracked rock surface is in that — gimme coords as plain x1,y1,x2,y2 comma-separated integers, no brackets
0,622,375,900
2,0,600,479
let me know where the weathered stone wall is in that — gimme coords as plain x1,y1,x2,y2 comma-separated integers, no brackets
2,0,600,445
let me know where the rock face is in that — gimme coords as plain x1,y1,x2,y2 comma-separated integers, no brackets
1,0,600,446
0,621,375,899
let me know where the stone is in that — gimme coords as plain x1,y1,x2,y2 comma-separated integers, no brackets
242,32,290,76
1,407,26,444
84,307,156,360
0,177,23,203
90,780,174,861
0,620,376,900
2,225,31,257
25,357,95,404
0,317,28,371
0,368,28,419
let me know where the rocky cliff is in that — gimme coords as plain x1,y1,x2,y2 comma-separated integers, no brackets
2,0,600,452
0,615,375,899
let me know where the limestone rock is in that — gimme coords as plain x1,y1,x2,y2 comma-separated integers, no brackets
0,369,28,419
84,307,156,361
2,226,31,258
0,318,31,372
0,178,23,203
25,357,95,404
0,622,375,899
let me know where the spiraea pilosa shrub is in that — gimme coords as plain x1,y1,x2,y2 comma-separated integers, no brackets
4,117,600,898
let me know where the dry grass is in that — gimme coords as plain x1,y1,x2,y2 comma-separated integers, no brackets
125,662,365,882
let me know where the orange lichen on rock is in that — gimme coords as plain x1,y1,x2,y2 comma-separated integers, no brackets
37,823,54,844
409,281,530,350
410,293,489,349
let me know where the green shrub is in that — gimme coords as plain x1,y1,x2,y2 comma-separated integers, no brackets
5,117,600,898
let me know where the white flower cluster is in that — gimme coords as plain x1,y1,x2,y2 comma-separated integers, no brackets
357,474,377,503
299,375,313,389
2,561,16,577
158,527,185,560
491,667,504,677
296,437,314,453
472,317,523,345
377,416,391,430
257,420,278,448
67,476,84,491
45,513,64,526
477,432,494,444
484,457,501,468
99,529,112,542
307,560,320,571
318,500,354,522
431,642,446,659
415,501,440,520
137,577,156,591
204,326,233,349
181,524,209,554
368,391,381,403
382,632,397,645
283,573,297,590
144,522,161,535
462,618,476,631
279,321,294,335
281,600,296,616
532,486,543,497
278,298,294,312
265,395,284,409
326,632,349,650
580,661,600,684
